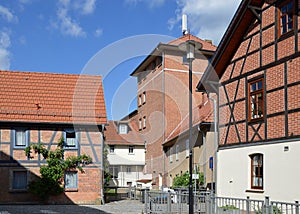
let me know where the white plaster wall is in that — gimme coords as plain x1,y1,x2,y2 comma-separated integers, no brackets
108,145,145,165
217,140,300,202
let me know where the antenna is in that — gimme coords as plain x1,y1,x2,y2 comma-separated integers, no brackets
182,14,188,35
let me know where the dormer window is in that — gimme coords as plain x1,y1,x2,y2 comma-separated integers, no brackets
119,123,128,134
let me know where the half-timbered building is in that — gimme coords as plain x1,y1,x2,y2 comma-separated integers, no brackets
0,70,107,204
197,0,300,201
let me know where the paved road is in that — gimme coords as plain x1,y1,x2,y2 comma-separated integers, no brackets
0,200,145,214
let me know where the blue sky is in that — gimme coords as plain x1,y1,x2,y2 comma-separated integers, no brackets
0,0,241,120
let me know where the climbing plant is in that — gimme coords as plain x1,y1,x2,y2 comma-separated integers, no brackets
24,137,92,201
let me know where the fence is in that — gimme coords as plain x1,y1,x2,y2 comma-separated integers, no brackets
144,190,300,214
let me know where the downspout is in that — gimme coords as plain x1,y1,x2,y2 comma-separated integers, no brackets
208,94,218,194
100,124,105,204
162,51,166,188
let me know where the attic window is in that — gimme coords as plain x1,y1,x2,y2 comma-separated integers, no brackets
119,124,128,134
278,0,294,36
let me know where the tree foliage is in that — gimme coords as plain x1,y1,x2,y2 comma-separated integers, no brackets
25,137,92,201
172,171,204,188
103,143,111,187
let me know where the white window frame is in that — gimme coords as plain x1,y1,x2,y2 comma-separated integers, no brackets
65,171,78,189
142,92,146,104
119,124,128,134
64,129,78,149
170,147,173,163
139,119,142,130
143,116,146,129
14,129,29,148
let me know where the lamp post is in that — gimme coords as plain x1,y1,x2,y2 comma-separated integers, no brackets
179,40,202,214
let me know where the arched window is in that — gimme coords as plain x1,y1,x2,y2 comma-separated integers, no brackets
250,153,263,189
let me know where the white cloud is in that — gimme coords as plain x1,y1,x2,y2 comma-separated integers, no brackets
94,28,103,37
52,0,95,37
57,6,86,37
0,31,11,70
125,0,166,8
0,5,18,23
169,0,241,45
55,0,97,38
79,0,96,15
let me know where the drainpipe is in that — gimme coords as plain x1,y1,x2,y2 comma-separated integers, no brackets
209,94,218,194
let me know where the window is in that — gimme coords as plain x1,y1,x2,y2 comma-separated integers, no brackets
65,171,78,189
139,119,142,130
170,147,173,163
250,154,263,189
142,92,146,104
143,116,146,129
129,145,134,154
109,166,119,178
12,170,27,190
14,129,28,148
119,124,128,134
65,130,77,148
248,78,264,121
176,145,179,161
138,94,142,106
127,166,132,174
109,145,115,154
278,0,294,36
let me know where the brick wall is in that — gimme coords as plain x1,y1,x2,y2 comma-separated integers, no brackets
219,2,300,145
0,127,103,204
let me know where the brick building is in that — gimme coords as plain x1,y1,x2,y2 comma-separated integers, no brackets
131,34,216,189
0,70,107,204
198,0,300,201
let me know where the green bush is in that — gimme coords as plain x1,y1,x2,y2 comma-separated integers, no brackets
25,137,92,201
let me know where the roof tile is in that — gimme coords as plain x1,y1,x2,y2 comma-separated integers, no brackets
0,70,107,125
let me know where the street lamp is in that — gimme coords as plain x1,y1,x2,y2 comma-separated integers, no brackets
179,40,203,214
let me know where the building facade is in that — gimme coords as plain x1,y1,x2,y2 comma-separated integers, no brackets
131,34,216,189
198,0,300,202
0,70,107,204
105,116,152,188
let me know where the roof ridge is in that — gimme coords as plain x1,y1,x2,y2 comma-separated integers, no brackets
0,70,102,78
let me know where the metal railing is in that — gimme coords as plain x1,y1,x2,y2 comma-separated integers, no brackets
143,190,300,214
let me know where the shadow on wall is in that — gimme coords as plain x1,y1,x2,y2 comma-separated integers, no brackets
0,151,104,213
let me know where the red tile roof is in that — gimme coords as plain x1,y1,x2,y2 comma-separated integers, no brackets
105,120,144,146
0,70,107,125
168,34,217,52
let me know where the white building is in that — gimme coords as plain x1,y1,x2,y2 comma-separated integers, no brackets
105,118,152,188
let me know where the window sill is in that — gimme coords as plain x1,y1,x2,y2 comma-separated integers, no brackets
64,147,78,150
245,189,264,193
9,189,28,193
65,188,78,192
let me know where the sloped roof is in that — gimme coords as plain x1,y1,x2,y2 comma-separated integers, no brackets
0,70,107,125
163,98,214,145
197,0,264,91
105,120,144,146
167,33,217,52
131,34,217,76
